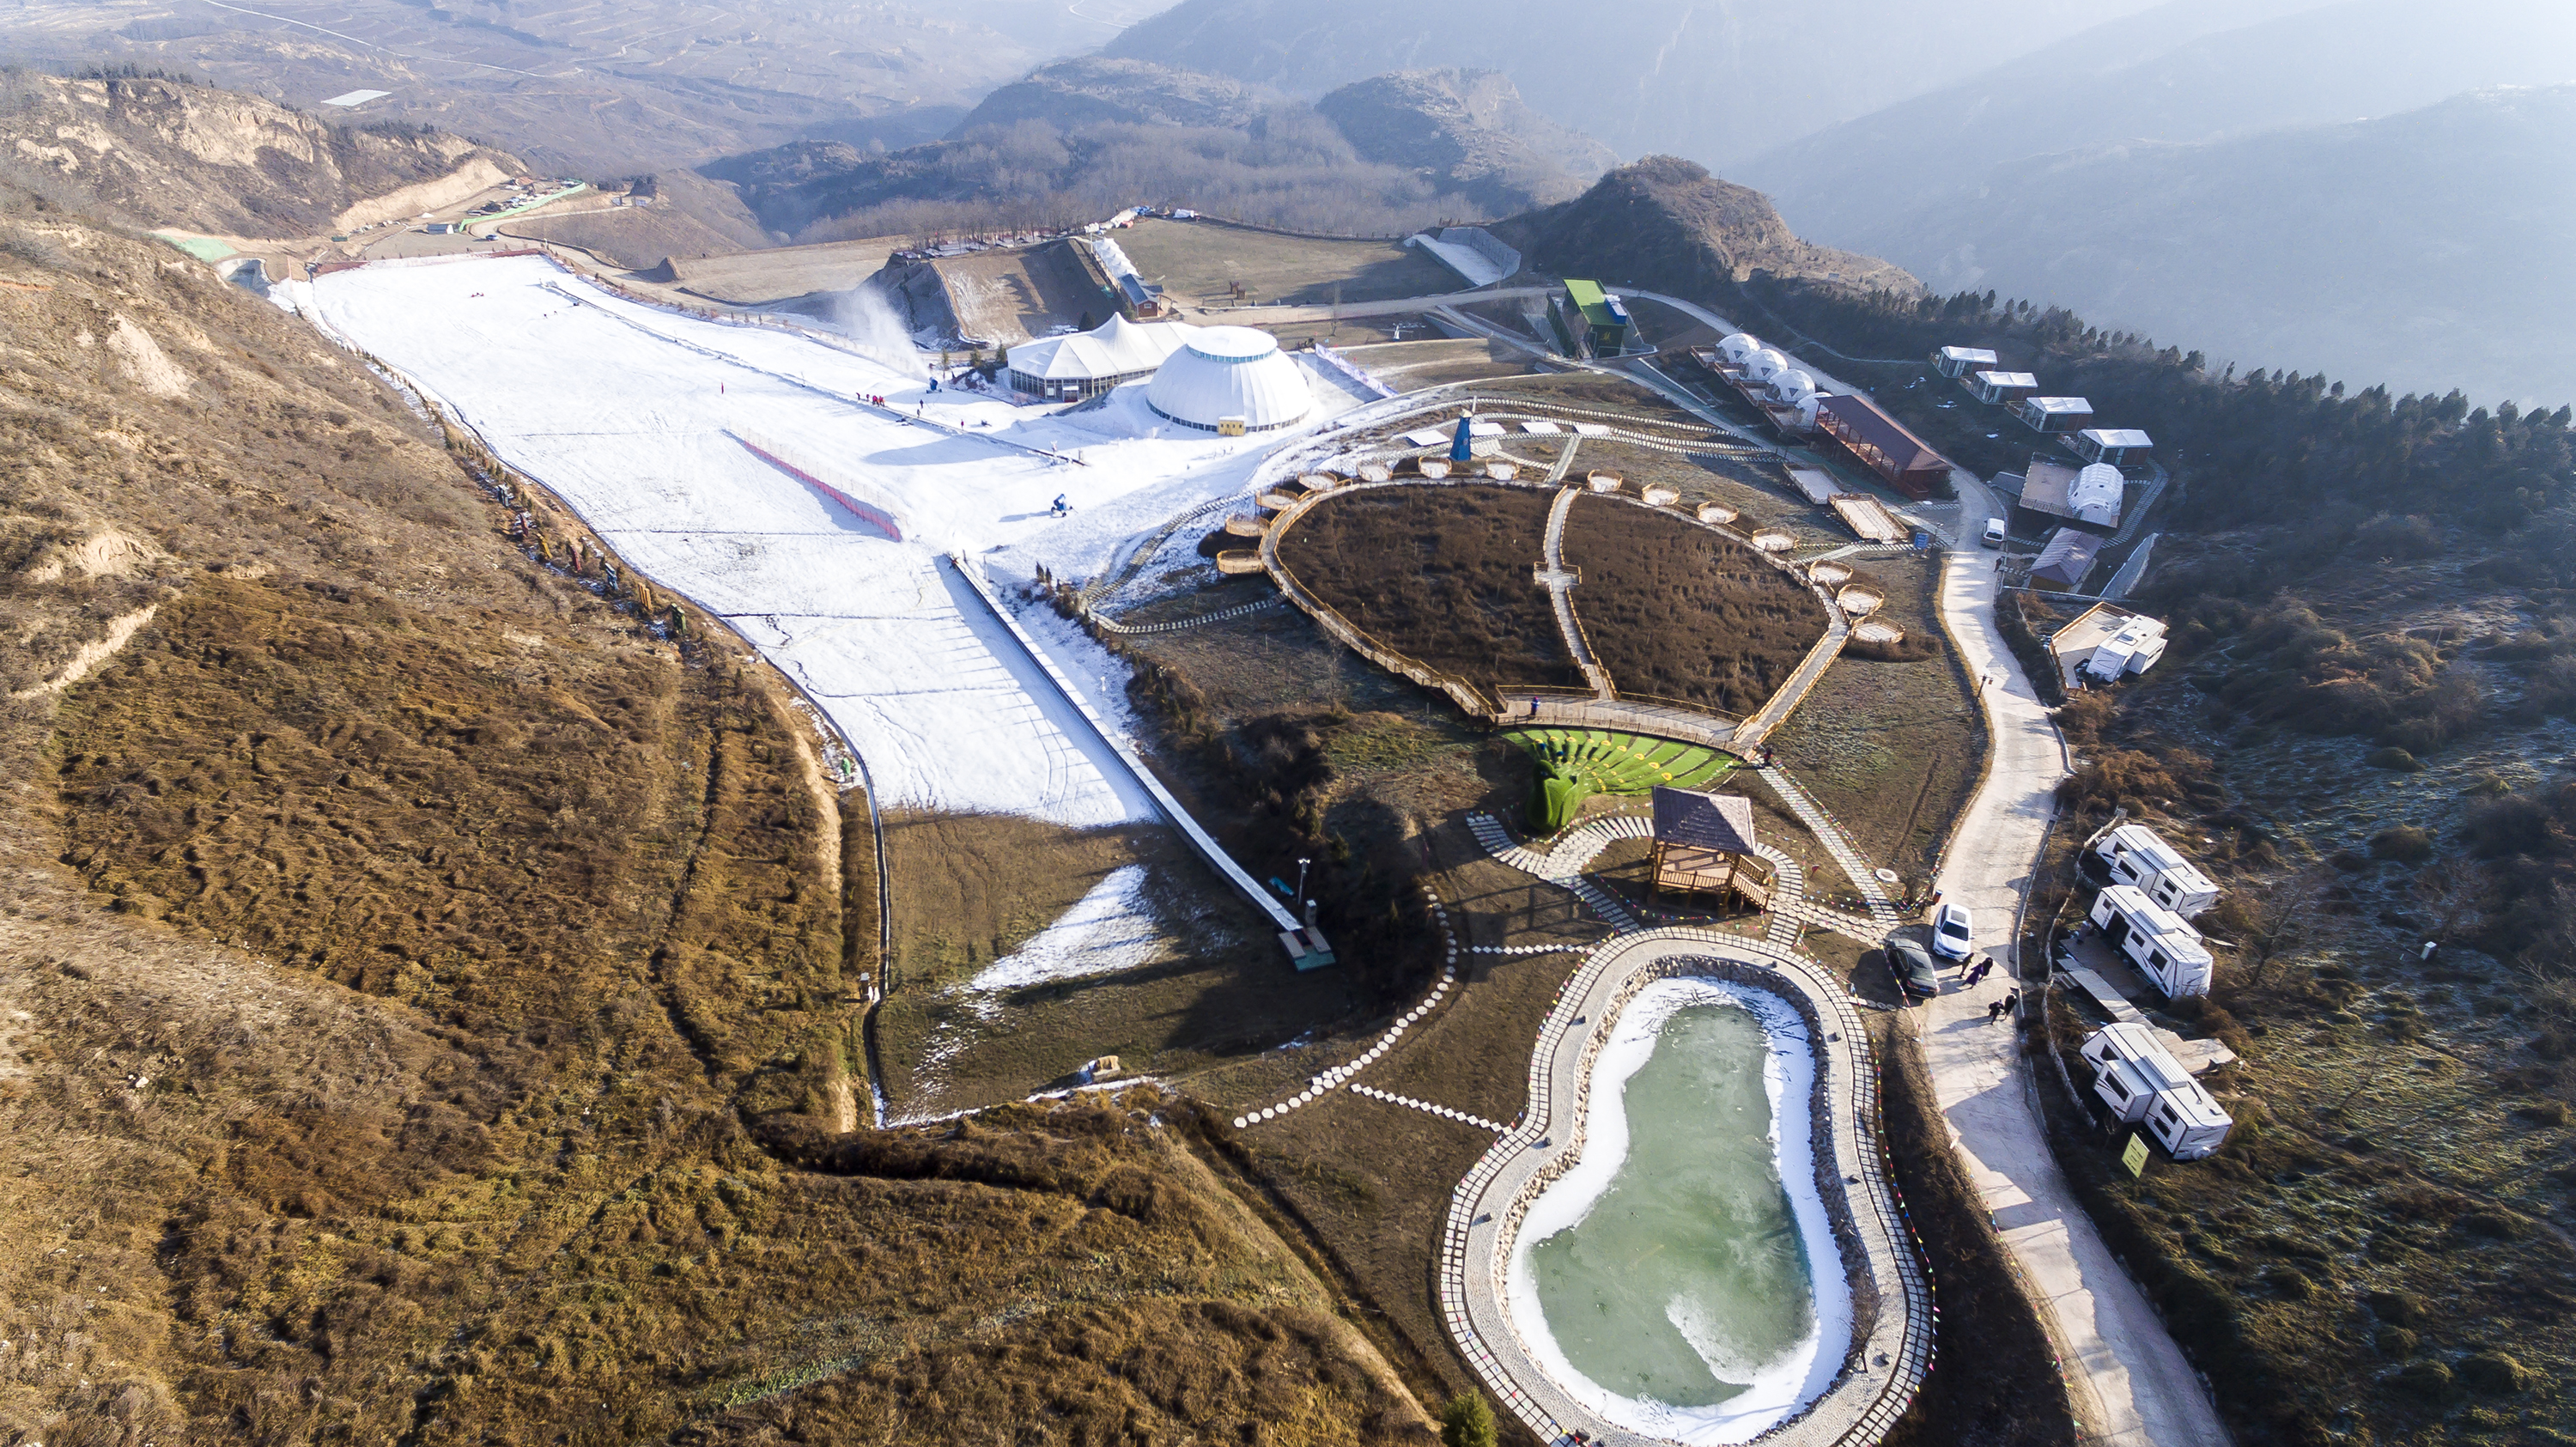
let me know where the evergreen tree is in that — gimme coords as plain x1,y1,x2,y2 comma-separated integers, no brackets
1439,1390,1498,1447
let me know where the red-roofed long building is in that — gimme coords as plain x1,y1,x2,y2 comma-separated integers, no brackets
1813,393,1953,501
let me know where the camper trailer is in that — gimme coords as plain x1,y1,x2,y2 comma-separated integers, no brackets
2093,824,2221,917
2080,1024,2233,1159
2087,885,2214,998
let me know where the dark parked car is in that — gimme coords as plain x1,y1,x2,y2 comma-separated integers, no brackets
1886,942,1941,1003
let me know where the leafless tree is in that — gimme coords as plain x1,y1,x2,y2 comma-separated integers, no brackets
2233,865,2335,989
2411,856,2496,944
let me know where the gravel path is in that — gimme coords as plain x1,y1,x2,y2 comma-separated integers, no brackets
1927,474,2230,1446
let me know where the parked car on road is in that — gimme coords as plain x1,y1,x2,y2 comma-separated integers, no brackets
1931,902,1975,960
1886,942,1941,1003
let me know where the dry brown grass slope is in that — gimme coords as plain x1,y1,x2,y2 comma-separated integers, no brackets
0,204,1423,1445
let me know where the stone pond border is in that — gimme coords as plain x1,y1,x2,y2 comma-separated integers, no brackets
1438,928,1932,1446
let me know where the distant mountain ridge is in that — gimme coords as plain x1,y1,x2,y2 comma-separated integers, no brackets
1737,0,2576,244
710,59,1623,239
1826,84,2576,406
1103,0,2167,166
948,56,1277,135
0,72,522,238
1315,69,1614,216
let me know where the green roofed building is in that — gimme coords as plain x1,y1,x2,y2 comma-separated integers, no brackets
1552,278,1632,358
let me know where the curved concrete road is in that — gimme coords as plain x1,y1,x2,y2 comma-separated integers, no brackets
1929,474,2229,1445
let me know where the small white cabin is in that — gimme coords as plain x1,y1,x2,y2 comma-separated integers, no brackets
2094,824,2220,917
1933,345,1998,379
2081,1024,2233,1159
2088,885,2213,998
2048,602,2168,687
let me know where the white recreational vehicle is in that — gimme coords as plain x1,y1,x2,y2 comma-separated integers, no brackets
2087,885,2215,998
2080,1023,2233,1159
2094,824,2221,917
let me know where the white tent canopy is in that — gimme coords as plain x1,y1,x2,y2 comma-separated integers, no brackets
1146,325,1312,432
1006,314,1201,392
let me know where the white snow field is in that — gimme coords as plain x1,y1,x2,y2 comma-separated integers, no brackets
310,252,1348,825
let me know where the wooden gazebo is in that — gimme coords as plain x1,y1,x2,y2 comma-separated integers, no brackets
1649,785,1771,910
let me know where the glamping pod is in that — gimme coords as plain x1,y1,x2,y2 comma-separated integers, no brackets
2080,1024,2233,1159
1719,333,1763,367
1767,368,1817,405
2093,824,2221,917
2087,885,2214,998
1745,348,1791,386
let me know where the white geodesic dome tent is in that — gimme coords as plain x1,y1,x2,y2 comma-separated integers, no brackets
1146,325,1311,432
1719,332,1763,367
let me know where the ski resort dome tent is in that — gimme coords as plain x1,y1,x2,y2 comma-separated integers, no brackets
1719,333,1764,367
1146,325,1312,433
1767,368,1817,405
1005,314,1201,402
1745,347,1791,385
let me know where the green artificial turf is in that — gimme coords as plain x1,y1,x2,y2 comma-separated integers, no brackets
1505,729,1735,832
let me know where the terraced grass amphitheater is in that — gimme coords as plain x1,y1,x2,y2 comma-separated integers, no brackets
289,244,1953,1447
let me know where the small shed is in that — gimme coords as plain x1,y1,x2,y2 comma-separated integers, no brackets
1970,369,2040,405
1555,278,1632,356
1933,345,1998,379
2029,527,2104,591
2071,428,2154,465
2018,396,2095,433
1649,786,1770,909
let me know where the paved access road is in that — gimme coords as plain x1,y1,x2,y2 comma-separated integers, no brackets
1929,473,2230,1446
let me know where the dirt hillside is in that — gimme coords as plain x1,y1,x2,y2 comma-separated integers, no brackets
0,192,1424,1445
1498,154,1918,298
0,72,522,239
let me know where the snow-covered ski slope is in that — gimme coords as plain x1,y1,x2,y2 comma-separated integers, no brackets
312,253,1324,826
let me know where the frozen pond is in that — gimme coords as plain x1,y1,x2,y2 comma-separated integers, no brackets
1508,979,1850,1444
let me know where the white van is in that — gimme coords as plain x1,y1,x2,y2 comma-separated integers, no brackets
2087,885,2214,998
2080,1024,2233,1159
1980,517,2007,548
2093,824,2220,917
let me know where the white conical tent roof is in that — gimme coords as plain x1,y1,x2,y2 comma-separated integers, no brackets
1005,313,1200,380
1146,325,1311,432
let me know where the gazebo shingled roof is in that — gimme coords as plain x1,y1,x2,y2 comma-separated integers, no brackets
1651,786,1758,854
